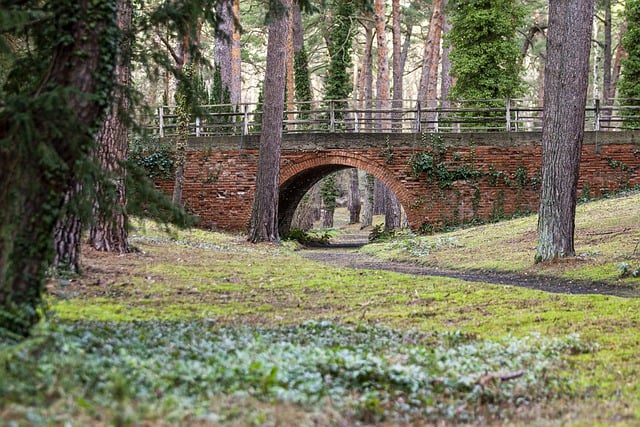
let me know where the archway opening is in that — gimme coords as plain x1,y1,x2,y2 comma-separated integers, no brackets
278,166,408,242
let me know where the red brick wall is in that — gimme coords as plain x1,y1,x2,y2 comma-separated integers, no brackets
156,138,640,232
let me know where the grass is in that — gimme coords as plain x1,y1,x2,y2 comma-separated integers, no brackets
2,195,640,425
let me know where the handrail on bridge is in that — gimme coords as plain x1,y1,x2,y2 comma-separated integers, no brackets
144,98,640,138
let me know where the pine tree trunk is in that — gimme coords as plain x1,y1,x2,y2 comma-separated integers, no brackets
536,0,595,263
247,0,291,242
357,19,374,131
348,168,361,224
360,173,375,228
215,0,233,93
391,0,403,129
231,0,242,104
53,184,83,274
383,185,401,231
322,206,335,228
286,7,295,130
374,0,390,131
418,0,444,128
89,0,132,254
440,11,452,108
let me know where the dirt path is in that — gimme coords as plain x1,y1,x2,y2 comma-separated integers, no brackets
301,246,640,298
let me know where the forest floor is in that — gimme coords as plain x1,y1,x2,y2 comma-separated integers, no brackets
6,192,638,426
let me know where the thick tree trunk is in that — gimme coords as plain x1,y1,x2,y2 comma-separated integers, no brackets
348,168,361,224
536,0,595,263
89,0,132,254
247,0,291,242
0,0,118,336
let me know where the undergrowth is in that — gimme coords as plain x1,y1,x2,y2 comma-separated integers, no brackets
0,321,590,425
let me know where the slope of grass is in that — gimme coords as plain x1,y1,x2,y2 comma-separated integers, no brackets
362,192,640,285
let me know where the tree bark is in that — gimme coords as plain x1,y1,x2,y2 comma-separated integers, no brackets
0,0,118,336
440,11,452,108
286,4,295,129
53,184,84,274
418,0,444,115
391,0,403,129
357,18,374,131
348,168,361,224
383,185,401,231
88,0,133,254
374,0,390,131
360,173,375,228
536,0,595,263
215,0,234,96
247,0,291,242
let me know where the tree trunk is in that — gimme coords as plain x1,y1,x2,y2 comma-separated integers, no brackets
536,0,595,263
383,185,401,231
374,0,390,131
231,0,242,104
247,0,291,242
373,178,385,215
440,11,452,108
418,0,444,128
602,0,612,105
391,0,403,129
53,184,84,274
286,4,295,129
215,0,234,95
291,183,320,230
89,0,132,254
360,173,375,228
0,0,118,337
610,20,627,103
348,168,361,224
357,19,374,131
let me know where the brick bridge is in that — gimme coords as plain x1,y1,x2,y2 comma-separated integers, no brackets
155,130,640,234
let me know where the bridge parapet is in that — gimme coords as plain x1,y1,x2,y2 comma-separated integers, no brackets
161,130,640,152
144,98,640,138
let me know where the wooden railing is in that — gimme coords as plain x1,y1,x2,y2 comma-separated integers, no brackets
143,98,640,138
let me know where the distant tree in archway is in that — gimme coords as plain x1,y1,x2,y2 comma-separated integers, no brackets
320,173,340,228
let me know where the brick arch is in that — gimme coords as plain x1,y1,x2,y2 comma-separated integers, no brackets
278,151,417,234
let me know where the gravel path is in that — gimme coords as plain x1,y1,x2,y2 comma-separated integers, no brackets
301,246,640,298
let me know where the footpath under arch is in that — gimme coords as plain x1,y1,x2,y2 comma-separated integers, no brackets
278,152,415,235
